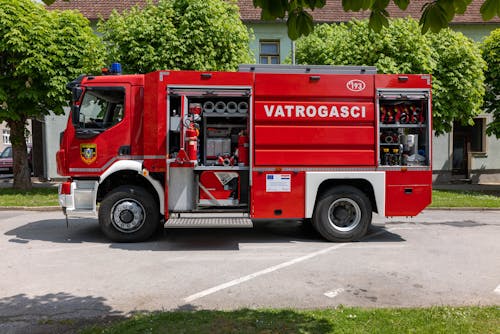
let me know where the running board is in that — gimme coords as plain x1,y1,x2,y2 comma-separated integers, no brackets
165,217,253,228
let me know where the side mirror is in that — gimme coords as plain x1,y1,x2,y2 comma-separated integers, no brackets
71,105,81,126
72,87,83,103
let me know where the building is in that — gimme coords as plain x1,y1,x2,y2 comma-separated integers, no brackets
0,121,32,154
47,0,500,183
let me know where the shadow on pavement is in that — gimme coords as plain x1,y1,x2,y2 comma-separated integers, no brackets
365,225,405,242
4,218,405,251
0,292,123,334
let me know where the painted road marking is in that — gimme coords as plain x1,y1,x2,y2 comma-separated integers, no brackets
183,230,387,303
184,243,349,303
494,285,500,295
324,288,344,299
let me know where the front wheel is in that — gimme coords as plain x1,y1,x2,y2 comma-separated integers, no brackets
312,186,372,242
98,186,159,242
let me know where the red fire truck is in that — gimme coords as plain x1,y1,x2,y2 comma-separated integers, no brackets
57,64,432,242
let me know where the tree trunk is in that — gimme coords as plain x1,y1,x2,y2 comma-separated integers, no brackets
7,118,32,190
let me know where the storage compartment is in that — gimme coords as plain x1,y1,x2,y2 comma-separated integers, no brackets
167,88,251,212
385,184,431,216
377,90,431,167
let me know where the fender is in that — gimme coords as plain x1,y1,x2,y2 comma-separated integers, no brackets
99,160,165,214
305,172,386,218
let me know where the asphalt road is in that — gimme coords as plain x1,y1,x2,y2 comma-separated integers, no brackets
0,209,499,332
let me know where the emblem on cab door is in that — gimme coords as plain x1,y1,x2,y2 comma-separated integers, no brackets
80,143,97,164
346,79,366,92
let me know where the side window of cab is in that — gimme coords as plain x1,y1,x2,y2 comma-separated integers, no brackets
74,87,125,130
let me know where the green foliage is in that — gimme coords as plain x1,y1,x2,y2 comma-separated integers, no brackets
427,29,485,133
0,0,104,120
481,28,500,137
0,0,104,189
42,0,500,40
250,0,498,40
481,0,500,20
98,0,252,73
295,20,433,73
295,19,486,135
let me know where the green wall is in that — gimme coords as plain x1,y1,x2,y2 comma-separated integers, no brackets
247,22,291,64
451,23,500,41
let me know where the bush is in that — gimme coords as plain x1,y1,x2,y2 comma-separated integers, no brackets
98,0,252,73
482,28,500,137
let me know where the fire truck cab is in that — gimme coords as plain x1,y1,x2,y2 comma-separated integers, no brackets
57,65,432,242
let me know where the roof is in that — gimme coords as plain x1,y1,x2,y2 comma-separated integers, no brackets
47,0,500,24
47,0,149,20
239,0,500,24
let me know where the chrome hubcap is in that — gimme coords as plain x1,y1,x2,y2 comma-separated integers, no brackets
327,198,361,232
111,199,145,233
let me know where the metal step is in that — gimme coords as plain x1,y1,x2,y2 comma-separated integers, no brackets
164,217,253,228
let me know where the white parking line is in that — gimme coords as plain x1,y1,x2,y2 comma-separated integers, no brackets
184,242,349,303
324,288,344,299
494,285,500,295
184,230,387,303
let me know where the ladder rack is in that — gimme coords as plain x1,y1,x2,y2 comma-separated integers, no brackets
238,64,377,75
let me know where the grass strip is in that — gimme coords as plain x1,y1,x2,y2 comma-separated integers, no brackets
430,190,500,208
81,306,500,334
0,187,58,207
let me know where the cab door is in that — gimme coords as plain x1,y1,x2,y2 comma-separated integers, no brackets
66,84,131,176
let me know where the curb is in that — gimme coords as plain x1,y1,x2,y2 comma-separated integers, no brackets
426,207,500,211
0,206,61,212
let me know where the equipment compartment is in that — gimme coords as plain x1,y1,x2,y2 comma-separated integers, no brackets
167,89,251,212
377,90,431,168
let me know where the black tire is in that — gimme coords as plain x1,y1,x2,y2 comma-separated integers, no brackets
98,186,160,242
312,186,372,242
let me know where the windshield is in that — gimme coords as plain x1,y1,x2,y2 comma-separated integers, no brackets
0,147,12,158
75,87,125,130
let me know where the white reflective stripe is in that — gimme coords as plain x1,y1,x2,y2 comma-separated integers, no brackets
305,171,385,218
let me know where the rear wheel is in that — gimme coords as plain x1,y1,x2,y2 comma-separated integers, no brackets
98,186,159,242
312,186,372,242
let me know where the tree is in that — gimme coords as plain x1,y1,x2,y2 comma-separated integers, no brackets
0,0,105,189
98,0,252,73
482,28,500,137
255,0,500,39
427,28,486,133
294,19,486,135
